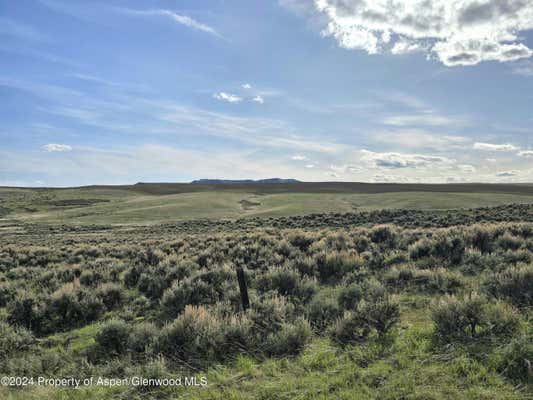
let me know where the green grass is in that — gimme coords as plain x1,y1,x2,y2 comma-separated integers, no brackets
1,296,526,400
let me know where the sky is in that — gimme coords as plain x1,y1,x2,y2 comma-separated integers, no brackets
1,0,533,186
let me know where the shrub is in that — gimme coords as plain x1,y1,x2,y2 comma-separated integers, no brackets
330,311,369,345
316,251,363,283
123,265,142,288
160,278,222,320
385,266,463,294
0,321,34,361
129,295,151,315
482,264,533,307
370,225,397,249
409,238,432,260
460,248,499,275
138,273,167,300
496,335,533,383
96,283,125,310
249,295,293,338
127,322,159,355
157,305,223,365
338,283,363,310
330,297,399,345
410,234,465,265
7,296,40,332
306,293,341,331
264,319,312,356
495,233,523,251
38,288,105,334
255,267,317,303
289,233,314,251
470,228,493,254
358,297,400,338
432,294,520,341
433,235,465,265
0,282,15,307
95,319,130,356
79,270,103,287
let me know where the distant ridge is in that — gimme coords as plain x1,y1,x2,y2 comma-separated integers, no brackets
191,178,301,184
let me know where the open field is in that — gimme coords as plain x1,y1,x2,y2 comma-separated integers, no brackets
3,183,533,225
1,191,532,399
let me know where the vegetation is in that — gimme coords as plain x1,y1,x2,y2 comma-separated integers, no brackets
0,195,532,399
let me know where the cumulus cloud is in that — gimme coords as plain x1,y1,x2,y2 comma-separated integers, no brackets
41,143,72,152
312,0,533,66
473,142,518,151
242,83,252,89
360,149,453,169
518,150,533,157
252,95,265,104
213,92,242,103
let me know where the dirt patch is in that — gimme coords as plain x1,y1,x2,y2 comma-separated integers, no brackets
239,199,261,210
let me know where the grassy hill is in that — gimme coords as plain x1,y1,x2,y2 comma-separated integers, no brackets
2,182,533,225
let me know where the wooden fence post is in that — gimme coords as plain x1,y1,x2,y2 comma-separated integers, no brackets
236,267,250,311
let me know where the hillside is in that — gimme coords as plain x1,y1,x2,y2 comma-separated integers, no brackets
2,182,533,225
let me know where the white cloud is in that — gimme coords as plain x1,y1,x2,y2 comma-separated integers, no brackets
305,164,316,168
496,170,519,177
292,155,308,161
41,143,72,152
382,113,455,127
213,92,242,103
252,95,265,104
459,164,476,173
473,142,518,151
375,131,469,149
360,149,453,169
122,9,221,38
518,150,533,157
311,0,533,66
242,83,252,89
391,39,424,55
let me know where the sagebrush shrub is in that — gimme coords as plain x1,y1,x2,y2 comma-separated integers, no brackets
0,321,34,361
95,319,130,356
330,296,399,345
156,305,224,365
432,294,520,341
255,267,317,303
338,283,363,310
306,293,341,331
496,335,533,383
263,318,312,356
482,264,533,307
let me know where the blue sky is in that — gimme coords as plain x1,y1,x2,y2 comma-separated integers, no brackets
1,0,533,186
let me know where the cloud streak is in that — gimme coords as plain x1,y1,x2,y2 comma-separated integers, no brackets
121,9,222,38
473,142,518,151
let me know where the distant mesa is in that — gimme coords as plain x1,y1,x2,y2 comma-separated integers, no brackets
191,178,301,184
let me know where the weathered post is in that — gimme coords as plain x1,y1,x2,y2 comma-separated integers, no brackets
236,267,250,311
